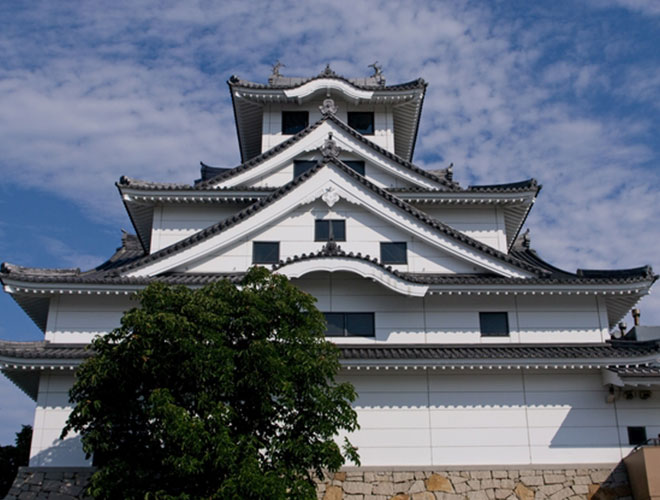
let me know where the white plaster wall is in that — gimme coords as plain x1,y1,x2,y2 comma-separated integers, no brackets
30,373,89,467
414,206,508,252
151,204,250,253
295,272,607,344
261,100,392,153
45,294,134,344
183,199,482,275
337,370,657,466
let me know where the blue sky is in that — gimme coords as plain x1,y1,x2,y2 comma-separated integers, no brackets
1,0,659,444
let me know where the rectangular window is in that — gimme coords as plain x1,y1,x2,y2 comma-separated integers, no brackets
323,312,374,337
293,160,317,178
343,160,365,176
282,111,309,134
252,242,279,264
315,220,346,241
479,312,510,337
347,112,374,135
380,242,407,264
628,426,647,446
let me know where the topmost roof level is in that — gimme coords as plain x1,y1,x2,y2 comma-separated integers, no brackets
229,63,427,163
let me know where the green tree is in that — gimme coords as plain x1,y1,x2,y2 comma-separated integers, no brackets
0,425,32,497
63,267,359,499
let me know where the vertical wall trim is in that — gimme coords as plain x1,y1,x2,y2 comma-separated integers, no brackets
612,397,624,459
513,294,521,344
520,369,533,464
425,368,434,465
595,295,607,341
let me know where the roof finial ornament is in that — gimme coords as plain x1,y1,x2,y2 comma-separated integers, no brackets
319,98,338,116
446,163,454,182
368,61,385,85
268,60,285,85
321,132,339,159
522,228,531,249
319,63,338,78
322,239,342,255
272,60,285,77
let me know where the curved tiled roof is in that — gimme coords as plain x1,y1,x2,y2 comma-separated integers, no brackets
609,365,660,377
114,158,546,276
339,340,660,362
228,70,427,92
191,114,457,190
2,339,658,364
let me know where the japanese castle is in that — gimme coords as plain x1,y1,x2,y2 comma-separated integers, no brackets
1,64,659,470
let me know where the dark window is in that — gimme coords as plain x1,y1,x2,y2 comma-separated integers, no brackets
479,312,510,337
293,160,317,178
347,112,374,135
282,111,309,134
628,426,647,446
343,160,365,176
315,220,346,241
252,242,279,264
323,313,374,337
380,242,407,264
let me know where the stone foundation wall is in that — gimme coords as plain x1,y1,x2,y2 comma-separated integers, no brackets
315,465,630,500
4,464,629,500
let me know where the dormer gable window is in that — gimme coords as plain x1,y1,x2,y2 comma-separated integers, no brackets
343,160,365,176
347,112,374,135
282,111,309,135
380,242,407,264
315,220,346,241
293,160,317,178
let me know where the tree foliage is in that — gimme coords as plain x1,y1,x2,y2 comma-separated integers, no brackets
63,267,359,499
0,425,32,497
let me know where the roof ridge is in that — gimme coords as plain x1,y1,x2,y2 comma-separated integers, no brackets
228,74,427,92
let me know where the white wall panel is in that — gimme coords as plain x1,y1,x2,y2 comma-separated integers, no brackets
432,446,530,465
30,373,89,467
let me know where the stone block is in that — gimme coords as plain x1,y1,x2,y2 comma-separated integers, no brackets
372,482,394,495
537,484,563,496
572,476,591,485
25,473,44,486
364,472,376,483
565,471,576,477
390,495,410,500
46,494,76,500
543,475,566,485
454,482,470,493
471,471,492,479
409,480,426,494
486,489,496,500
468,480,481,490
589,471,609,484
452,476,468,484
335,472,347,481
323,485,343,500
548,488,572,500
495,489,512,500
364,496,386,500
467,491,489,500
481,479,497,489
412,493,435,500
508,471,520,479
414,471,427,480
514,482,535,500
521,476,543,486
344,481,372,495
436,494,464,500
571,485,588,495
500,479,514,489
425,474,453,493
493,471,508,479
394,473,415,482
344,495,364,500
